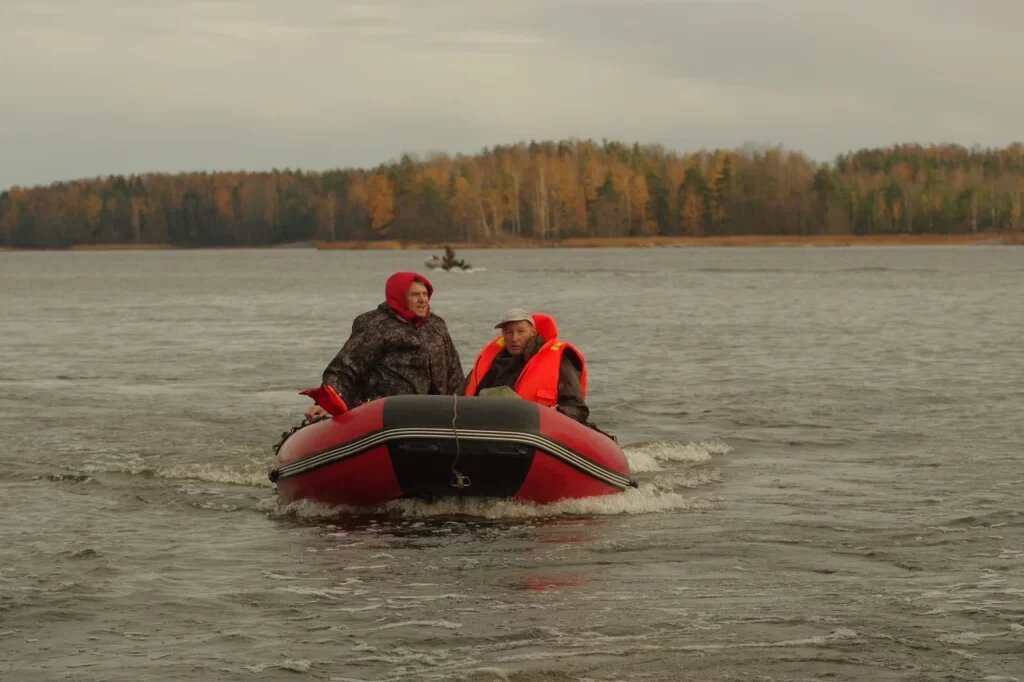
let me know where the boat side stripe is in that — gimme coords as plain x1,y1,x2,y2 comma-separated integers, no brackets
274,427,635,489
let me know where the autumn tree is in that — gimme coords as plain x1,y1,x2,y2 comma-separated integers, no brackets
365,173,394,236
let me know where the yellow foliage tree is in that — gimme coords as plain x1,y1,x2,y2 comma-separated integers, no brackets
366,174,394,234
130,196,147,242
450,175,481,239
82,194,102,230
629,173,650,231
213,187,234,223
680,190,705,235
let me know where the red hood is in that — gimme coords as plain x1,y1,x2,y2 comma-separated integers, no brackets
531,313,558,341
385,271,434,325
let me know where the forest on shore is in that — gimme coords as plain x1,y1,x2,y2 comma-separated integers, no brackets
2,140,1023,249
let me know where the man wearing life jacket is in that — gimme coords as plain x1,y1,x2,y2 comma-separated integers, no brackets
304,271,464,419
462,308,590,423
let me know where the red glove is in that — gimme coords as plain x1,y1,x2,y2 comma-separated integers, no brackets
300,385,349,416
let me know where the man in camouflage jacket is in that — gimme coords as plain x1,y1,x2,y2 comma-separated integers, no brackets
317,271,464,411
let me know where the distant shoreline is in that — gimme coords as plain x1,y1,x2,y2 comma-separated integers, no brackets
316,232,1023,250
1,231,1021,252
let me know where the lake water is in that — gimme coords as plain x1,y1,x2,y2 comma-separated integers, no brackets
1,245,1022,681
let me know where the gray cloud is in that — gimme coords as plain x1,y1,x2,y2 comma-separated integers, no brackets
2,0,1022,189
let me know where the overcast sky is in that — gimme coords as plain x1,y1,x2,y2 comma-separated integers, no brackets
2,0,1022,190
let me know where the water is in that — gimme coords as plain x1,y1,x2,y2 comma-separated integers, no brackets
1,246,1022,681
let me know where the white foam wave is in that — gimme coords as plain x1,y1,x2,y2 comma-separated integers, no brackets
370,619,462,631
647,469,721,490
277,581,366,600
78,452,150,476
272,485,719,521
271,498,348,518
158,462,272,486
244,660,311,673
625,438,731,473
938,632,987,646
77,452,274,487
464,669,511,682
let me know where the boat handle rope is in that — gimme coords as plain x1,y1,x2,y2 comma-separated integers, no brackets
269,414,329,482
449,394,471,489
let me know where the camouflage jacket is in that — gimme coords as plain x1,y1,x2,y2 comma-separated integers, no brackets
322,303,464,407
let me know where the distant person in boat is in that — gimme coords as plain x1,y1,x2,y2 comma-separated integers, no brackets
304,271,464,420
442,244,468,270
461,308,589,423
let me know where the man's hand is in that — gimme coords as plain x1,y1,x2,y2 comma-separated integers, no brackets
305,405,329,421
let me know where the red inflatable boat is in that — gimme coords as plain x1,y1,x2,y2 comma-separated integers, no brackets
270,394,636,507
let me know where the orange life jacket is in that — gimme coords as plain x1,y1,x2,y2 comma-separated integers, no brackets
464,313,587,405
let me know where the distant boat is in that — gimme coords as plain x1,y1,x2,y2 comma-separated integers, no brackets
425,254,472,271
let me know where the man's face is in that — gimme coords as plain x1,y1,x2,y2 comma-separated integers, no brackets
500,320,536,356
405,281,430,318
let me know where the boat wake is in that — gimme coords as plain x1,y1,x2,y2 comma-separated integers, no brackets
64,437,729,520
265,438,729,520
73,449,274,488
624,438,732,472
